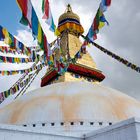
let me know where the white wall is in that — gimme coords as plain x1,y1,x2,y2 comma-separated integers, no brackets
135,120,140,140
19,120,113,135
85,118,139,140
0,124,82,140
0,118,140,140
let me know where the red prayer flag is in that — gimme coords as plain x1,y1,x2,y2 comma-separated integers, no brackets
106,0,111,6
43,34,48,59
16,0,28,17
42,0,49,19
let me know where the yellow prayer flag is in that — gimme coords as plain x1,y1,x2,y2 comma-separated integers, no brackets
87,43,91,48
99,22,105,29
2,28,9,37
2,28,12,45
50,55,54,63
55,29,60,36
37,23,42,44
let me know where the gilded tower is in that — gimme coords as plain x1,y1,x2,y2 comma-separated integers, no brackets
41,4,105,86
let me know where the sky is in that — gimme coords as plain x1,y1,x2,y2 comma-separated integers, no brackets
0,0,140,102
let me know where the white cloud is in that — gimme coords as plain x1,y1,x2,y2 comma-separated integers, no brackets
16,29,37,46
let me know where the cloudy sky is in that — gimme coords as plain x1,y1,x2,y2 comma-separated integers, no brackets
0,0,140,101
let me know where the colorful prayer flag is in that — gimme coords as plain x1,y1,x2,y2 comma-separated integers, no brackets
0,25,31,56
102,0,111,7
17,0,52,59
42,0,58,34
86,0,111,42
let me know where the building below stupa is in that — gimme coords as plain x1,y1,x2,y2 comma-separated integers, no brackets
0,4,140,140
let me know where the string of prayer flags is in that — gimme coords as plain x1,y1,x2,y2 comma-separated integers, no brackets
42,0,59,35
87,9,108,41
81,34,140,74
44,38,68,75
0,63,44,76
51,39,59,52
0,62,45,103
15,69,41,99
52,39,69,74
93,42,140,74
0,25,32,56
0,45,40,56
16,0,52,59
0,46,20,54
87,0,111,42
53,58,69,75
0,73,34,103
72,0,112,70
17,0,62,74
0,55,34,64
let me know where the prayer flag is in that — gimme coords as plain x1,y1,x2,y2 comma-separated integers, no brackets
0,25,4,41
17,0,51,58
42,0,58,34
86,0,111,42
0,25,31,56
42,0,49,19
102,0,111,7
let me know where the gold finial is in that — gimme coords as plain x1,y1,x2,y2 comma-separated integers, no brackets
66,4,72,13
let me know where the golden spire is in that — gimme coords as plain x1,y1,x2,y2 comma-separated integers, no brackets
57,4,84,35
66,4,72,13
41,5,104,87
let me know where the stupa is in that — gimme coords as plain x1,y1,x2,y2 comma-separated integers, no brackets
41,4,105,86
0,4,140,140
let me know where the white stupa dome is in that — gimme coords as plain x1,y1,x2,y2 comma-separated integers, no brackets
0,81,140,127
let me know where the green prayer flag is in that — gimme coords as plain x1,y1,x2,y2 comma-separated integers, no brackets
42,0,45,13
20,14,29,26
